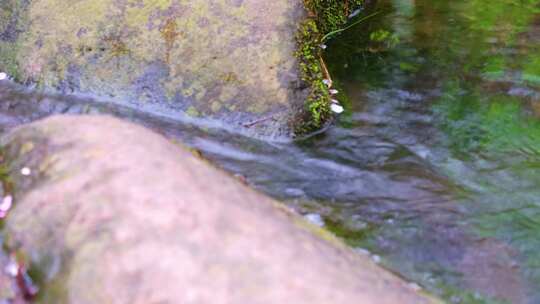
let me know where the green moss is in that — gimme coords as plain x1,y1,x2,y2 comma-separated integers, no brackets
0,150,14,194
304,0,364,34
0,0,29,80
186,106,200,117
324,218,375,247
294,19,330,135
294,0,363,136
292,215,347,249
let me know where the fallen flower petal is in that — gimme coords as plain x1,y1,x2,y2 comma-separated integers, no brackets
331,104,344,114
21,167,31,176
0,195,13,212
5,260,18,277
349,9,362,19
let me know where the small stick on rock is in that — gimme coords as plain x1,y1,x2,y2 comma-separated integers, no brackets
319,56,333,88
243,115,276,128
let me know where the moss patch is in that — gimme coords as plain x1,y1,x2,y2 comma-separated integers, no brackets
294,0,363,136
304,0,364,34
0,0,29,80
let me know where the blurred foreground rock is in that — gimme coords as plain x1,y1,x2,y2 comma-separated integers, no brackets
0,115,440,303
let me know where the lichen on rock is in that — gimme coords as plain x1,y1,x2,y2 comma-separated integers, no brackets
0,0,364,138
0,0,310,138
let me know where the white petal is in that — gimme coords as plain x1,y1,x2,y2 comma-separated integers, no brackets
0,195,13,212
304,213,324,227
5,261,18,277
0,72,7,81
331,99,339,104
329,89,339,95
355,248,371,256
322,79,331,86
320,44,327,49
408,282,422,292
349,9,362,19
330,103,344,114
21,167,31,176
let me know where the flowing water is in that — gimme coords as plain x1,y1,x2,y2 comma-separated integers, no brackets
2,0,540,303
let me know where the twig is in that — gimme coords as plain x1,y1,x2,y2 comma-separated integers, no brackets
243,115,276,128
322,11,382,42
319,56,333,88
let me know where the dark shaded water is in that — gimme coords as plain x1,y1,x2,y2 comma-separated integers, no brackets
2,0,540,303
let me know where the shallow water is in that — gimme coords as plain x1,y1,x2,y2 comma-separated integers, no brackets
323,0,540,302
1,0,540,302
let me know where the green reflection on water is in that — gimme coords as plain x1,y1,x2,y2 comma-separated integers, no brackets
325,0,540,302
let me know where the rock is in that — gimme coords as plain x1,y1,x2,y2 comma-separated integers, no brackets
0,0,310,138
0,115,440,303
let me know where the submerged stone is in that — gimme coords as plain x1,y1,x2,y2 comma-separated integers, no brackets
0,0,313,138
0,115,440,304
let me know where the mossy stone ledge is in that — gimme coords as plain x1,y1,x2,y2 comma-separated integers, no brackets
0,0,362,138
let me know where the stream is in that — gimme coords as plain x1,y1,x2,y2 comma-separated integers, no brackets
1,0,540,303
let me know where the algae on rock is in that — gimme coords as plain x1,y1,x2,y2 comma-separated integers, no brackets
0,0,308,138
0,0,364,138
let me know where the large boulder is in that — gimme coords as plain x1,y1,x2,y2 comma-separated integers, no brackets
0,0,310,138
0,115,440,303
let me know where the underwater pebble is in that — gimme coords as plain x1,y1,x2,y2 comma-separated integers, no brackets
330,103,344,114
355,248,371,256
284,188,305,197
0,72,7,81
371,255,381,264
21,167,31,176
304,213,325,227
407,282,422,292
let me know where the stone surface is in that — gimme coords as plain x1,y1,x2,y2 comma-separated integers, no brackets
0,115,440,304
0,0,310,138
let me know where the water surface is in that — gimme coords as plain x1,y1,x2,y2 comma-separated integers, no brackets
323,0,540,302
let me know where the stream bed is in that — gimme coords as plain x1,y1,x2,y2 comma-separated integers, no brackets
1,0,540,303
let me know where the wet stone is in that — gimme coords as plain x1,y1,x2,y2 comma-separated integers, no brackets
0,0,311,139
